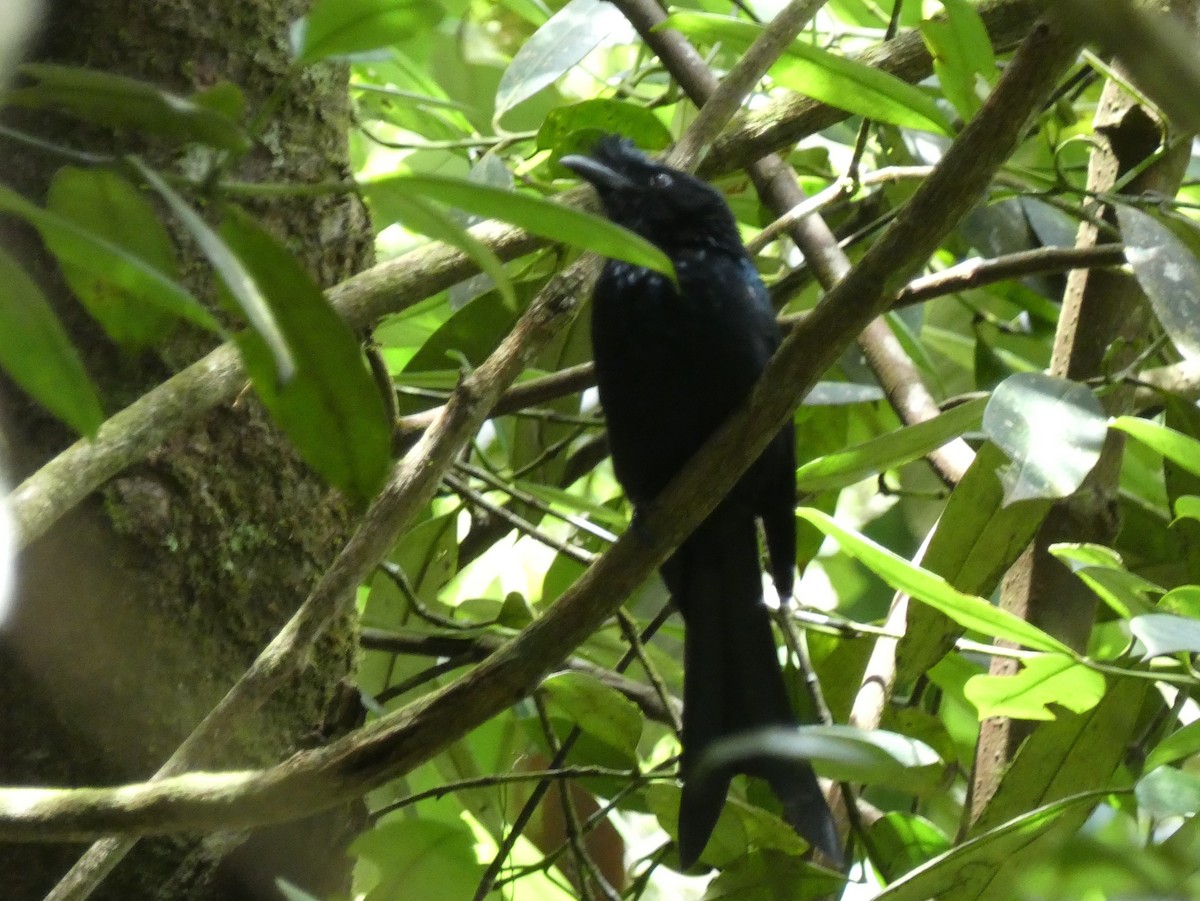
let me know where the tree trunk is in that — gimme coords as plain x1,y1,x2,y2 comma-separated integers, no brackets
0,0,372,897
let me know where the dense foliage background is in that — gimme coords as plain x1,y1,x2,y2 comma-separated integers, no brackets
4,0,1200,899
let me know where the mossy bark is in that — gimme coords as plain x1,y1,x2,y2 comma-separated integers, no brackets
0,0,372,897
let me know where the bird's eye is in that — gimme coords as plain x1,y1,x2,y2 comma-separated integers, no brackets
650,171,672,189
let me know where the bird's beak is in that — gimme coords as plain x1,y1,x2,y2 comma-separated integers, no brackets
559,154,636,192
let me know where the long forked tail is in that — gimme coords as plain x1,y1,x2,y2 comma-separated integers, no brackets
670,513,840,868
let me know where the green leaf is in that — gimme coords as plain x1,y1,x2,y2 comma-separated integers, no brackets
540,670,642,760
45,167,179,348
964,655,1106,721
1048,543,1162,618
1145,719,1200,771
869,813,951,880
0,184,217,334
495,0,631,117
1118,205,1200,361
1129,612,1200,659
798,507,1073,654
705,850,843,899
794,395,986,492
873,792,1113,901
1137,766,1200,818
659,12,952,135
9,64,249,152
1173,494,1200,523
369,173,674,279
134,161,295,382
698,725,944,795
922,0,996,120
1112,416,1200,479
220,207,391,502
365,181,516,307
982,371,1107,505
537,98,672,174
292,0,444,63
352,819,484,901
0,247,104,436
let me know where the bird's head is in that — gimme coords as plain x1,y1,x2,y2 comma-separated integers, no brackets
560,136,741,253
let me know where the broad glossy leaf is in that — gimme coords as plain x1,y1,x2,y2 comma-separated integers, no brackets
1137,766,1200,818
371,173,674,278
136,162,295,382
660,12,951,135
495,0,633,117
795,396,986,492
541,670,642,760
964,655,1106,720
0,247,103,436
1130,612,1200,659
292,0,444,63
1119,205,1200,360
982,371,1106,505
0,184,216,333
220,207,391,502
45,167,179,348
798,508,1073,654
9,64,248,152
697,725,943,795
1145,719,1200,771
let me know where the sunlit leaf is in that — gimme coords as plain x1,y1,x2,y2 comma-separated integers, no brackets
1048,543,1161,618
869,813,951,880
660,12,952,135
1112,416,1200,479
495,0,633,117
541,670,642,760
982,371,1107,505
9,64,249,152
795,396,986,492
0,247,103,436
964,656,1106,720
45,167,179,348
797,507,1073,654
921,0,996,119
1145,719,1200,771
292,0,444,63
1119,204,1200,361
351,819,484,901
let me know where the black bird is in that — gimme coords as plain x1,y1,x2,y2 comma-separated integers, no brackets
561,137,840,868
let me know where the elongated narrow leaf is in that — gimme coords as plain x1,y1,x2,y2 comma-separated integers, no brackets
982,371,1107,505
1112,416,1200,478
797,508,1073,654
698,725,943,794
292,0,443,63
922,0,996,119
220,208,391,502
495,0,632,117
0,247,103,436
45,167,179,348
660,12,951,135
10,64,248,152
795,396,986,492
134,161,295,382
874,792,1112,901
366,181,515,306
964,655,1106,720
0,184,217,333
1118,205,1200,360
369,173,674,278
